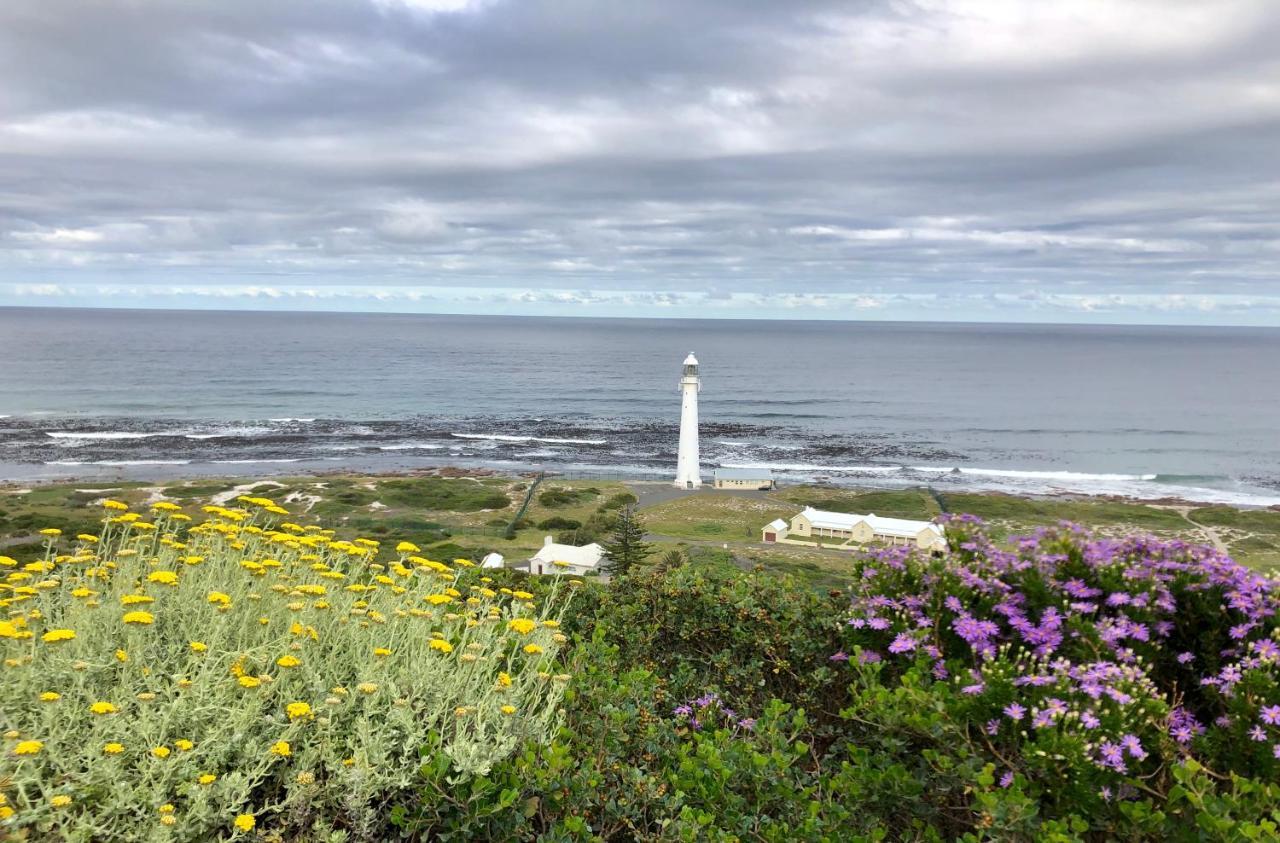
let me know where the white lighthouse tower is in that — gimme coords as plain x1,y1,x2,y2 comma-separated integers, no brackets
674,352,702,489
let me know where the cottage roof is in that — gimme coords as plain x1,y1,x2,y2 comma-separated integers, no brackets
767,518,788,530
529,536,606,569
798,507,944,540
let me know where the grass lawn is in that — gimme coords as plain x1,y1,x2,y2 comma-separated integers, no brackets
642,493,795,541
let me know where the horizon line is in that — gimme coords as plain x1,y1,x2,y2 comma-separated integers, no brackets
1,302,1276,331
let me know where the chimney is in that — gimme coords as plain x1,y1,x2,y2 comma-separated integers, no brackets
544,535,553,546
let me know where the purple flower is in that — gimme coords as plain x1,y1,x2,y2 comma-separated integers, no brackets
673,705,692,717
888,633,917,654
867,617,890,631
829,651,849,663
858,649,882,665
1120,734,1147,761
985,719,1000,735
962,683,985,696
1274,744,1280,760
1249,726,1267,742
1003,703,1026,721
1097,742,1126,773
737,718,756,731
999,771,1014,788
1080,711,1101,729
1261,706,1280,726
1176,652,1195,665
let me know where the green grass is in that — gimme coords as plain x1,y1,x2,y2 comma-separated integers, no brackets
774,486,939,519
643,493,794,542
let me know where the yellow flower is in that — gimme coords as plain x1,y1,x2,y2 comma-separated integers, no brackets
373,647,392,657
512,590,534,600
122,611,155,625
428,639,453,654
501,705,517,715
207,591,231,606
39,691,61,702
357,682,378,694
90,701,118,715
0,807,12,820
234,814,256,832
115,649,129,663
190,641,208,653
523,644,544,655
102,499,129,510
425,593,453,605
276,655,301,668
285,701,312,720
121,594,154,605
174,739,194,751
159,803,175,814
197,773,217,785
151,746,171,759
161,815,177,826
507,618,536,635
13,740,43,755
103,742,125,754
270,740,291,757
497,672,512,687
41,628,76,643
40,528,62,537
238,676,262,688
396,541,420,553
146,570,178,586
51,794,73,807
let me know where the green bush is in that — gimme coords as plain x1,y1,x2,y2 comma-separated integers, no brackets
536,516,582,531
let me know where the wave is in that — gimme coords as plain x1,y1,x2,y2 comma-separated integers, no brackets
451,433,608,445
716,440,752,446
719,461,903,474
212,458,303,464
46,459,192,466
46,431,174,441
907,466,1159,482
378,443,444,451
269,418,316,423
184,427,274,440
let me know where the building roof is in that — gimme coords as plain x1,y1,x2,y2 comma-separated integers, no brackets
766,518,788,530
798,507,944,540
683,352,698,365
529,536,606,569
480,552,505,569
714,467,774,480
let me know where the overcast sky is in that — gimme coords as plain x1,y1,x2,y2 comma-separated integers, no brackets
2,0,1279,324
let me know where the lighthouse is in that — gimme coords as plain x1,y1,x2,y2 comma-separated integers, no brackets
674,352,702,489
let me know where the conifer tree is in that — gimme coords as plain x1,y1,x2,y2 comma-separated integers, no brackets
601,505,653,577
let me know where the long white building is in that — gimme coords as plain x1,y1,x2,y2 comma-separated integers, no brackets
763,506,946,552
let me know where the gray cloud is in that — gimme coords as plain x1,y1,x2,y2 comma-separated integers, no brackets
1,0,1279,319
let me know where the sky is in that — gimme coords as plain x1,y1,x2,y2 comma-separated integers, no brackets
2,0,1280,324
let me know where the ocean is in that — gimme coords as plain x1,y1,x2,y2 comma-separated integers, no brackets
1,306,1278,506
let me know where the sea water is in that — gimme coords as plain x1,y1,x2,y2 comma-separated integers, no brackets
1,306,1277,506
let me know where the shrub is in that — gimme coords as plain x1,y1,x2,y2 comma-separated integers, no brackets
0,497,575,841
535,516,581,531
599,492,638,511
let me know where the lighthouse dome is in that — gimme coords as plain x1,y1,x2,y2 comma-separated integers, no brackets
683,352,698,366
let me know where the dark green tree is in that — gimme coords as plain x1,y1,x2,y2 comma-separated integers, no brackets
600,505,653,577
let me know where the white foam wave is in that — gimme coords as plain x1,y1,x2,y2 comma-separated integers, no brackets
378,443,444,451
716,440,752,446
212,458,303,464
269,418,316,423
451,432,607,445
908,466,1159,482
184,427,273,440
46,431,172,441
719,461,902,474
47,459,191,466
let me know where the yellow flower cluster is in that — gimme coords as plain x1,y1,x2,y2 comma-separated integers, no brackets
0,492,574,839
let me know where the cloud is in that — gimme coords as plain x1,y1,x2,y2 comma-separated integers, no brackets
0,0,1278,322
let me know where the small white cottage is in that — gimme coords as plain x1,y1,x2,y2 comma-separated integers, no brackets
526,536,607,578
480,552,505,569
